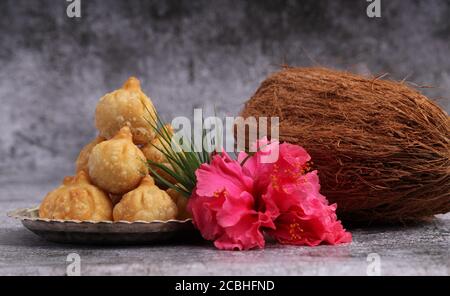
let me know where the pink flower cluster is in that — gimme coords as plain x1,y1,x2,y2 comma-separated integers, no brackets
188,139,352,250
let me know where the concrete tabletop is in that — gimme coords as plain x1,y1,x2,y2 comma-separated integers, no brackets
0,181,448,276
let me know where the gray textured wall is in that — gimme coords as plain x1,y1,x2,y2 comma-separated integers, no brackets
0,0,449,182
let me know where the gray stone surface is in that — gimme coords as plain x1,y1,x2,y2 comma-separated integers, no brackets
0,182,449,276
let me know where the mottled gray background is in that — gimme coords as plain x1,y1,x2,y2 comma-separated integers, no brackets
0,0,449,183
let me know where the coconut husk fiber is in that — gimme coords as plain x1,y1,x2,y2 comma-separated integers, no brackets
240,67,450,224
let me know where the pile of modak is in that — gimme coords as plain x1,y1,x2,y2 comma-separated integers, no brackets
39,77,191,222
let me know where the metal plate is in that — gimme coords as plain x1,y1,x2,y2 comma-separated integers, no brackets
8,207,201,245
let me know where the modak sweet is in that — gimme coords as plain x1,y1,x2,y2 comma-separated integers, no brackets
113,176,178,222
39,171,113,221
141,124,177,184
75,136,105,173
167,187,192,220
88,126,148,195
95,76,157,145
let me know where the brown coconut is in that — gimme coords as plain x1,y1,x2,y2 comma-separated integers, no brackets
240,67,450,224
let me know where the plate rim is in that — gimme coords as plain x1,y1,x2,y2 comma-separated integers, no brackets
7,206,193,225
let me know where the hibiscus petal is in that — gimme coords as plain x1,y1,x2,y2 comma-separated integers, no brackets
216,191,254,227
195,152,253,198
239,138,279,190
218,213,267,250
279,143,311,167
269,202,352,246
188,194,224,240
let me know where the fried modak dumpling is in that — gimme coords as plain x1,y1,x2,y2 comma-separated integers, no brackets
167,187,192,220
88,126,148,195
113,176,178,222
141,125,177,185
95,77,157,145
75,136,105,173
39,171,113,221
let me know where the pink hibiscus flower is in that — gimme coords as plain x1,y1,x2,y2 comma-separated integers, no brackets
188,151,276,251
240,139,352,246
189,138,351,251
264,172,352,246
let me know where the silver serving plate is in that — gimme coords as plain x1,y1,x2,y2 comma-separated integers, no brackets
8,207,201,245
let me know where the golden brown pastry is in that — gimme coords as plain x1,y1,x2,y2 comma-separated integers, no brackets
141,124,177,185
88,126,148,194
95,77,157,145
39,171,113,221
75,136,105,173
167,187,192,220
113,176,178,222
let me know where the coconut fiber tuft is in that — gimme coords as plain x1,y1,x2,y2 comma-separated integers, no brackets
240,67,450,224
